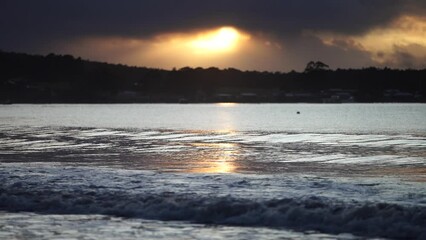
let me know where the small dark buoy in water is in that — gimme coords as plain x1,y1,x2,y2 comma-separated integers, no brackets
297,111,300,114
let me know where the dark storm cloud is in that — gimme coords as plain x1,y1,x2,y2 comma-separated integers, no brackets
1,0,425,70
1,0,425,49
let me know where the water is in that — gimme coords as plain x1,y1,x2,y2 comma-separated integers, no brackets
1,103,425,133
1,104,425,239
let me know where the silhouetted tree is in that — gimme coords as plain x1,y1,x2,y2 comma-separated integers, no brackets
304,61,330,72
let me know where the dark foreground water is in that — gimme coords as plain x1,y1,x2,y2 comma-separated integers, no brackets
0,104,425,239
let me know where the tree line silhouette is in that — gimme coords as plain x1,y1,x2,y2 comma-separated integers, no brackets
1,50,425,103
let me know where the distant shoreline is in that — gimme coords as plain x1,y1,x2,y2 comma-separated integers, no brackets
1,51,425,104
2,102,426,105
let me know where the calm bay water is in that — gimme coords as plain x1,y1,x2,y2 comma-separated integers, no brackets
1,103,425,133
1,104,425,239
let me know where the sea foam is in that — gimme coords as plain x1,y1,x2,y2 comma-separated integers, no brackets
1,164,425,239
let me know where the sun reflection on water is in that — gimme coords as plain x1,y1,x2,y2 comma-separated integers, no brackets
188,142,239,174
186,104,241,173
216,102,238,107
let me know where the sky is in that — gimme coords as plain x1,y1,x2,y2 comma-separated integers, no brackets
1,0,426,72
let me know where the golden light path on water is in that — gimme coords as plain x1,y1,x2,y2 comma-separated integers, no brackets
188,103,239,174
216,102,238,107
188,142,238,174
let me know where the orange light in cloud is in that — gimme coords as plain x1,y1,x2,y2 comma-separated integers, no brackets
51,26,286,71
150,26,250,56
138,26,281,69
311,15,426,67
189,27,248,54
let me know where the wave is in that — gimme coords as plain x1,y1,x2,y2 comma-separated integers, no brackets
1,186,425,239
1,165,425,239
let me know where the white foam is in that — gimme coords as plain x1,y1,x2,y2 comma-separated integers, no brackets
1,164,425,239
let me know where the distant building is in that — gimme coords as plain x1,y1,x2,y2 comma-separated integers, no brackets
383,89,415,102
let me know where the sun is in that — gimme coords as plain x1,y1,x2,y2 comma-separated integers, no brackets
189,27,247,54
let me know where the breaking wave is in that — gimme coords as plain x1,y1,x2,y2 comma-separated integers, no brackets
1,165,425,239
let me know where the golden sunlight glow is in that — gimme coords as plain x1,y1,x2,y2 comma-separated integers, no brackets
211,160,236,173
217,102,238,107
55,26,287,71
189,27,246,54
312,15,426,66
188,143,238,173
